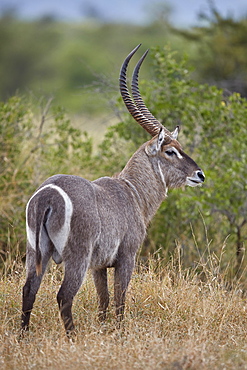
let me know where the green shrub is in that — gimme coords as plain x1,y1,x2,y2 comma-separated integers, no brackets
1,46,246,277
98,46,247,275
0,96,92,263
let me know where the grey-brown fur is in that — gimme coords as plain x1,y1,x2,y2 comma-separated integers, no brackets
21,45,205,336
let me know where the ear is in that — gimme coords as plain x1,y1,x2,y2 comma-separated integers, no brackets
171,125,180,140
156,127,165,150
145,128,166,156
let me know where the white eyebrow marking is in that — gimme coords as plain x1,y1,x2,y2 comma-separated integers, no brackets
168,146,183,159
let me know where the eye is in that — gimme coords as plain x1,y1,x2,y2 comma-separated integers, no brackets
164,147,183,159
165,149,176,157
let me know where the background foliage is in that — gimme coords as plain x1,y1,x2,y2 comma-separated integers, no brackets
0,5,246,277
0,96,93,259
1,4,246,114
98,46,247,275
1,46,246,277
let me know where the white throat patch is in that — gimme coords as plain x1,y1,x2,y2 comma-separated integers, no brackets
158,160,168,196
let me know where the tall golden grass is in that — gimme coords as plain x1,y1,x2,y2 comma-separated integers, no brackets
1,243,247,369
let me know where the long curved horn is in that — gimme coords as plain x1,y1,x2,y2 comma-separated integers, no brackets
119,45,163,137
131,50,171,136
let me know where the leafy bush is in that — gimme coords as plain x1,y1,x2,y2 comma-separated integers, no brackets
149,46,247,274
0,96,92,262
1,46,246,277
98,46,247,274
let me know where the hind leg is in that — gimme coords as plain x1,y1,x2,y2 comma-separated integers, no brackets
92,268,109,321
57,256,90,336
21,241,52,332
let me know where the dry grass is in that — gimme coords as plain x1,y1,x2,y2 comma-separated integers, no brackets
1,250,247,370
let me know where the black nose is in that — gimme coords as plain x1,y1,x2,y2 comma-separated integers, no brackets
197,170,205,182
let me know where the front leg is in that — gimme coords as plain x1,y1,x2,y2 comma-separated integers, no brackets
114,257,135,322
92,268,109,321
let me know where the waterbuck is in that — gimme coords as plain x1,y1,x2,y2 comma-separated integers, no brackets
21,44,205,336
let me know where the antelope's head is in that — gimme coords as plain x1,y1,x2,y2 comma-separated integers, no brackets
119,44,205,190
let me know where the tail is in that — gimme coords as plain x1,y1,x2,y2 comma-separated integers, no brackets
35,204,51,276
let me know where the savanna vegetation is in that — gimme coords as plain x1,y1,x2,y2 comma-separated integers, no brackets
1,2,247,368
1,252,247,369
1,46,246,275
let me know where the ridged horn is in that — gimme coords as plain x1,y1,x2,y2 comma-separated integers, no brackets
119,44,165,137
131,49,171,136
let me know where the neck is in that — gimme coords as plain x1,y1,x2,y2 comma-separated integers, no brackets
117,144,167,226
